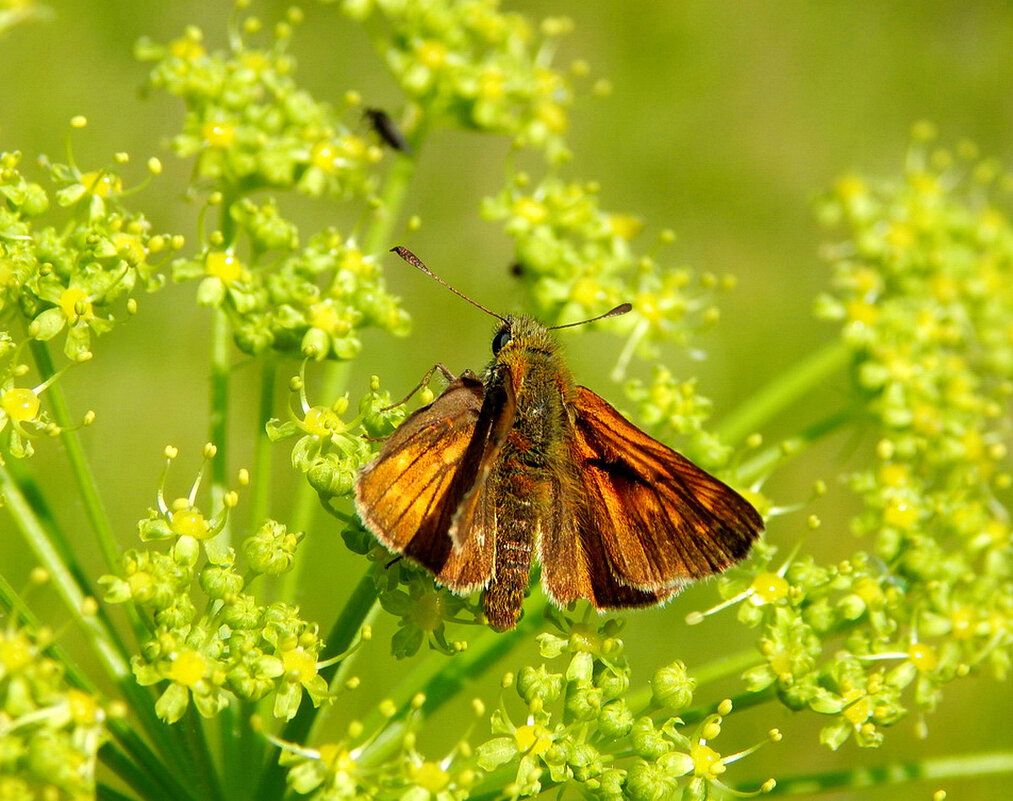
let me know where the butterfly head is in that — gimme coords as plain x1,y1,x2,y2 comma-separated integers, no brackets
492,316,557,358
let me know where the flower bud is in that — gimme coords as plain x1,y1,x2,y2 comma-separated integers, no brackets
516,665,563,704
651,661,695,712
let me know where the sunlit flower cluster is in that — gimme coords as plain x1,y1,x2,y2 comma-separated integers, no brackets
138,10,382,198
99,445,332,723
471,615,775,799
483,175,733,380
0,147,178,362
342,0,585,163
676,130,1013,752
173,226,411,360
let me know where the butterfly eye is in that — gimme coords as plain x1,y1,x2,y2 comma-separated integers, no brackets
492,327,512,355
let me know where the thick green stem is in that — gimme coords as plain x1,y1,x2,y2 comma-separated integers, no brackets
179,707,226,801
754,749,1013,796
209,307,231,539
715,339,851,446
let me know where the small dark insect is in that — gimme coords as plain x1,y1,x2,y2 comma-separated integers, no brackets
363,107,413,155
355,247,763,631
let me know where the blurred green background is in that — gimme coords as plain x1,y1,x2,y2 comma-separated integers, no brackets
2,1,1012,797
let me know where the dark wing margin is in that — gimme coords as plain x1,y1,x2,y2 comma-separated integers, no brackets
557,386,763,599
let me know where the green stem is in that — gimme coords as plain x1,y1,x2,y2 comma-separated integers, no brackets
362,132,423,258
737,403,858,486
28,339,122,574
0,461,129,679
0,461,197,787
209,307,231,542
179,707,226,801
3,455,140,652
715,340,851,446
277,359,351,603
754,749,1013,796
254,569,379,801
27,340,148,656
357,608,543,768
249,358,278,530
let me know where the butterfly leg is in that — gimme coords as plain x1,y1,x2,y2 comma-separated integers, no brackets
381,363,458,411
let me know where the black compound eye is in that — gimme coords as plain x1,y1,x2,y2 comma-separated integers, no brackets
492,326,512,355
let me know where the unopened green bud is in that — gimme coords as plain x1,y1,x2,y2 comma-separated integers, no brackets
516,665,564,703
651,661,695,711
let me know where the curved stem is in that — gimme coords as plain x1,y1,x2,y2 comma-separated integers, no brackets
715,339,851,446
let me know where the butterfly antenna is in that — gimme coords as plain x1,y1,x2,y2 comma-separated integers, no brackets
549,302,632,330
390,246,506,322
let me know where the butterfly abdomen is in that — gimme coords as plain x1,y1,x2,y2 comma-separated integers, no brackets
483,344,571,630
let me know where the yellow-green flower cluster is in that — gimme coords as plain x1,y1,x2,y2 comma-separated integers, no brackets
99,450,329,723
138,11,381,198
0,149,177,362
689,130,1013,753
816,132,1013,674
269,373,408,500
0,623,109,798
483,175,730,375
474,616,774,799
174,226,410,360
342,0,582,163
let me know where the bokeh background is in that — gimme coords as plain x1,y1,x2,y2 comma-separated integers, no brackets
2,1,1012,797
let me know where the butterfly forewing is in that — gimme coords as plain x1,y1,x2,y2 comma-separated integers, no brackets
561,386,763,594
354,373,503,592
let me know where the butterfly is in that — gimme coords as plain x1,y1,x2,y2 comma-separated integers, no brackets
354,247,764,631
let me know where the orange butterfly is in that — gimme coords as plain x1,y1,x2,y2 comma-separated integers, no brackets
355,248,764,631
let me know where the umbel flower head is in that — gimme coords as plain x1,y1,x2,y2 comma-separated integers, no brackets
0,144,178,362
99,445,337,723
